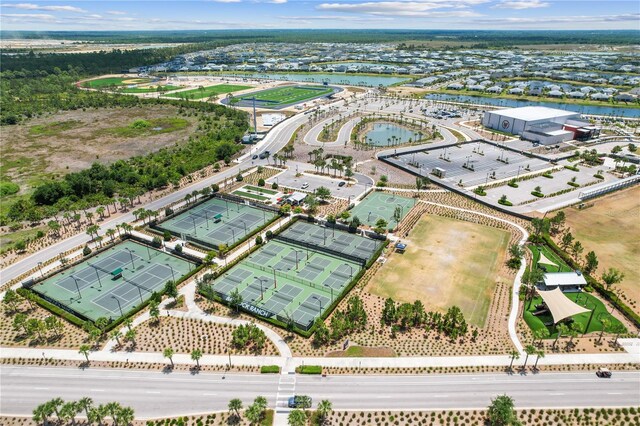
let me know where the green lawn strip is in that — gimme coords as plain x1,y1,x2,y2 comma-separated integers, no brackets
244,185,278,195
118,85,182,94
524,292,625,338
232,190,269,201
529,245,573,273
260,365,280,374
166,84,252,99
296,365,322,374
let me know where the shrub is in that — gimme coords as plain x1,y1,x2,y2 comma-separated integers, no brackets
0,180,20,197
271,182,278,190
265,230,273,239
175,244,183,253
260,365,280,374
296,365,322,374
164,207,174,216
236,173,244,182
258,178,266,187
163,230,172,241
255,235,263,245
82,245,92,256
151,236,163,248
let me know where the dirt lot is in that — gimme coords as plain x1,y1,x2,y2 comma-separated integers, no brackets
2,105,196,195
368,214,512,327
560,186,640,312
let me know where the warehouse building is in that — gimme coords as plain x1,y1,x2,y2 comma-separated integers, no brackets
482,106,597,145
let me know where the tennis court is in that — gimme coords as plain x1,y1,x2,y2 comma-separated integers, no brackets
30,240,195,322
156,197,276,250
207,222,381,330
349,191,415,227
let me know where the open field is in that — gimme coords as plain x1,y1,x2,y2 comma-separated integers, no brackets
368,214,511,327
165,84,252,99
1,105,196,206
561,186,640,311
232,85,334,108
83,77,153,88
118,85,182,94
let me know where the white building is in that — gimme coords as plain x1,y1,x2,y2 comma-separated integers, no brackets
482,106,590,145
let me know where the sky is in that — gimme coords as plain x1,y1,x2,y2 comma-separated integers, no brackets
1,1,639,31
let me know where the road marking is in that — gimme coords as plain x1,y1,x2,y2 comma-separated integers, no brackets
549,393,565,396
34,387,49,390
90,389,105,392
607,392,623,395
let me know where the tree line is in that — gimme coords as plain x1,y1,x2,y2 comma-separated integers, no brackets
33,397,134,426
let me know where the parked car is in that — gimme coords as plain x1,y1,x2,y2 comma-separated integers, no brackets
288,396,312,409
258,152,267,159
596,367,612,378
301,182,309,189
252,154,258,160
338,181,346,187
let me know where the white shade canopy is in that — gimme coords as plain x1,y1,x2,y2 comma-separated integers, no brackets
537,287,590,324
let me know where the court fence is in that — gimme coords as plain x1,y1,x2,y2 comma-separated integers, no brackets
272,234,367,267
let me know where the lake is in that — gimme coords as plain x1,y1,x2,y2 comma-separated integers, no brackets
218,72,409,87
425,93,640,118
365,123,420,146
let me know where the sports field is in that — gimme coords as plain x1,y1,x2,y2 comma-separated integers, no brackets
166,84,252,100
207,221,382,330
232,85,335,108
349,191,415,228
84,77,153,89
119,85,182,94
30,240,194,322
155,197,277,250
367,214,511,327
562,186,639,310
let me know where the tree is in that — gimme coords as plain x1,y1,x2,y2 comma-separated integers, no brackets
164,280,178,301
508,350,520,371
530,217,549,239
549,211,566,234
33,402,54,426
374,218,388,234
230,288,243,313
381,297,397,325
79,344,91,362
532,328,549,345
288,409,307,426
78,397,93,419
163,347,174,367
561,231,574,250
508,244,524,259
149,300,160,324
584,251,599,274
228,398,243,417
315,186,331,201
49,397,64,419
533,349,545,370
602,268,625,291
487,394,519,426
88,405,108,426
522,344,536,369
3,289,21,313
316,400,333,424
312,318,330,346
571,241,584,260
554,323,569,349
115,406,135,426
59,401,80,425
191,348,202,369
244,404,262,425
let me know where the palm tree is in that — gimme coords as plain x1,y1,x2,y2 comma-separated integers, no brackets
88,404,108,426
228,398,243,417
59,401,81,425
96,206,105,220
48,397,64,420
78,397,93,419
316,400,333,424
554,323,569,349
105,402,122,424
106,228,116,242
163,347,175,367
115,406,135,426
522,345,536,369
288,409,307,426
79,344,91,362
508,350,520,371
533,349,545,371
33,402,54,426
191,348,202,369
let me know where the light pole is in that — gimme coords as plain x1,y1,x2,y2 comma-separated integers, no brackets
240,220,247,236
111,295,123,317
190,216,197,233
166,264,176,281
125,248,135,268
312,296,322,314
258,278,268,301
89,264,102,289
145,244,152,260
37,262,44,278
228,227,236,244
344,263,354,278
271,266,277,289
70,275,82,299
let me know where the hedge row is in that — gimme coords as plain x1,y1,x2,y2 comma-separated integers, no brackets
260,365,281,374
543,234,640,329
16,287,86,328
296,365,322,374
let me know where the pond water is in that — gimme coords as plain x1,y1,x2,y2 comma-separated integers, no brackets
425,93,640,118
219,72,409,87
365,123,420,146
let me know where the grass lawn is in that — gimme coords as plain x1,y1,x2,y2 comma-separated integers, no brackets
244,185,278,195
367,214,511,327
529,244,573,273
232,190,269,201
561,186,640,311
523,292,626,338
237,85,333,106
84,77,152,88
166,84,252,99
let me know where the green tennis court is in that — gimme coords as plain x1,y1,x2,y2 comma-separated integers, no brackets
165,84,252,100
206,221,382,330
155,197,277,250
30,240,195,322
230,85,336,109
349,191,415,227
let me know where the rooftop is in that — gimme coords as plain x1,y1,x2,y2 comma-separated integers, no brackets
491,106,581,122
543,272,588,287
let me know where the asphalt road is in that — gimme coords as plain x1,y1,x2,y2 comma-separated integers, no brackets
2,367,638,417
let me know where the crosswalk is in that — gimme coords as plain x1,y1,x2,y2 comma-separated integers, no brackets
273,358,296,426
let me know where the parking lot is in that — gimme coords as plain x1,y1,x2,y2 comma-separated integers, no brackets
268,165,367,200
391,142,551,188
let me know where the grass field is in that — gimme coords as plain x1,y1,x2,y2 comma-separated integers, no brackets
83,77,153,88
529,245,573,273
232,190,270,201
119,85,182,94
368,214,511,327
236,85,333,107
166,84,252,100
244,185,278,195
561,186,640,311
523,292,625,338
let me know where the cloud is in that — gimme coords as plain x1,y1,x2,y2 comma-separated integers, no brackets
317,1,488,17
269,0,288,3
0,12,57,21
492,0,549,9
473,12,640,24
1,3,86,13
282,14,394,21
209,0,241,3
106,11,127,15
